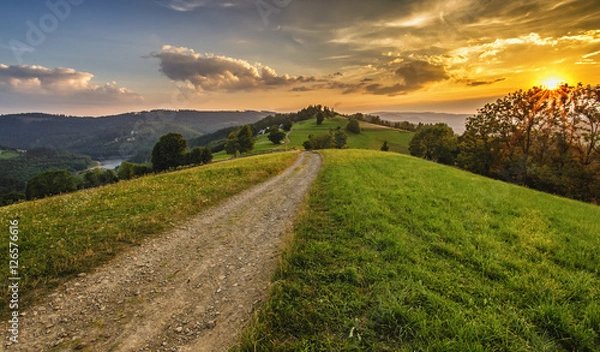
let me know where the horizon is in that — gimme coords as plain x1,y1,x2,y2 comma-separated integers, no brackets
1,1,598,116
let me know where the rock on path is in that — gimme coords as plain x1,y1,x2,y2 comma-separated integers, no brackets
8,152,322,352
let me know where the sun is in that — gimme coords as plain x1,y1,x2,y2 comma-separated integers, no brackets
540,77,566,89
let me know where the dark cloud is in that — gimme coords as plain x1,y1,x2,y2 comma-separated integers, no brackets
291,86,313,92
150,46,316,92
354,60,450,96
395,60,449,86
460,77,507,86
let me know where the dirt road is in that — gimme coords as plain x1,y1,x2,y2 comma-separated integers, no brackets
10,152,321,352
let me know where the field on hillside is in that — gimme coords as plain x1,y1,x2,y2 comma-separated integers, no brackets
0,151,299,318
287,117,414,153
211,117,413,160
238,150,600,351
0,149,21,160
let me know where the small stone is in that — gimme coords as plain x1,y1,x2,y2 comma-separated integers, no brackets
206,321,216,329
174,326,183,333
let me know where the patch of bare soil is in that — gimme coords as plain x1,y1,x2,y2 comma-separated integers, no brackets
8,152,321,352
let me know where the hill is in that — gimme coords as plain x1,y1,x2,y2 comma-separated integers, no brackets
208,116,415,161
238,149,600,351
373,111,471,134
0,110,269,159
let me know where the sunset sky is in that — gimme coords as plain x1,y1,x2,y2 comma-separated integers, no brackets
0,0,599,116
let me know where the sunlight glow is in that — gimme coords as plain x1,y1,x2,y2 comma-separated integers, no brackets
540,77,565,89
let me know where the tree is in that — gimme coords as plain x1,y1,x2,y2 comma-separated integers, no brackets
333,127,348,149
303,132,333,150
316,111,325,125
456,83,600,202
238,124,254,153
117,162,152,180
225,125,254,157
26,170,77,200
381,141,390,151
346,118,361,134
0,191,25,206
225,131,241,157
186,147,212,165
152,132,188,172
81,169,118,189
268,126,287,144
409,124,458,165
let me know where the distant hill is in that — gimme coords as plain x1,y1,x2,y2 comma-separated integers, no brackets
0,110,270,159
372,111,471,134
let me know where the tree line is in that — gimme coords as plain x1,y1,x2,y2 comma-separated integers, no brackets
409,83,600,203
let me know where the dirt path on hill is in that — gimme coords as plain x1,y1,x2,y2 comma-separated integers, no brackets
9,152,321,352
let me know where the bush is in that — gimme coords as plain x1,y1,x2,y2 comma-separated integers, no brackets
26,170,77,200
186,147,213,166
117,162,153,180
268,128,287,144
346,118,361,134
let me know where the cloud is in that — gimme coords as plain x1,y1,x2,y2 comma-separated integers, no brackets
0,64,142,102
153,0,247,12
459,78,507,86
150,45,316,92
360,60,450,96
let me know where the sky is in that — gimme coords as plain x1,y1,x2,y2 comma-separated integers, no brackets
0,0,599,116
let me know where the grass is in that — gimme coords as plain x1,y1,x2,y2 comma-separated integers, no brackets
236,149,600,351
351,121,414,154
0,151,299,318
0,149,22,160
211,117,413,160
288,117,414,153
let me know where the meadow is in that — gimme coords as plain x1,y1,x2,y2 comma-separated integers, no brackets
0,151,299,318
212,117,414,161
0,149,21,160
237,149,600,351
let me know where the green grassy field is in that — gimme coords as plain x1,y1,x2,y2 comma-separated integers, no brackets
0,149,22,160
287,117,414,153
0,151,299,318
211,117,412,160
237,149,600,351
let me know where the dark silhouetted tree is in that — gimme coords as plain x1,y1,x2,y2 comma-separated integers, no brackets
152,132,188,172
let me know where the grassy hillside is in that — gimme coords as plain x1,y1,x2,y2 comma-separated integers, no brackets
237,150,600,351
212,117,414,160
0,149,22,160
0,151,299,318
288,117,414,153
